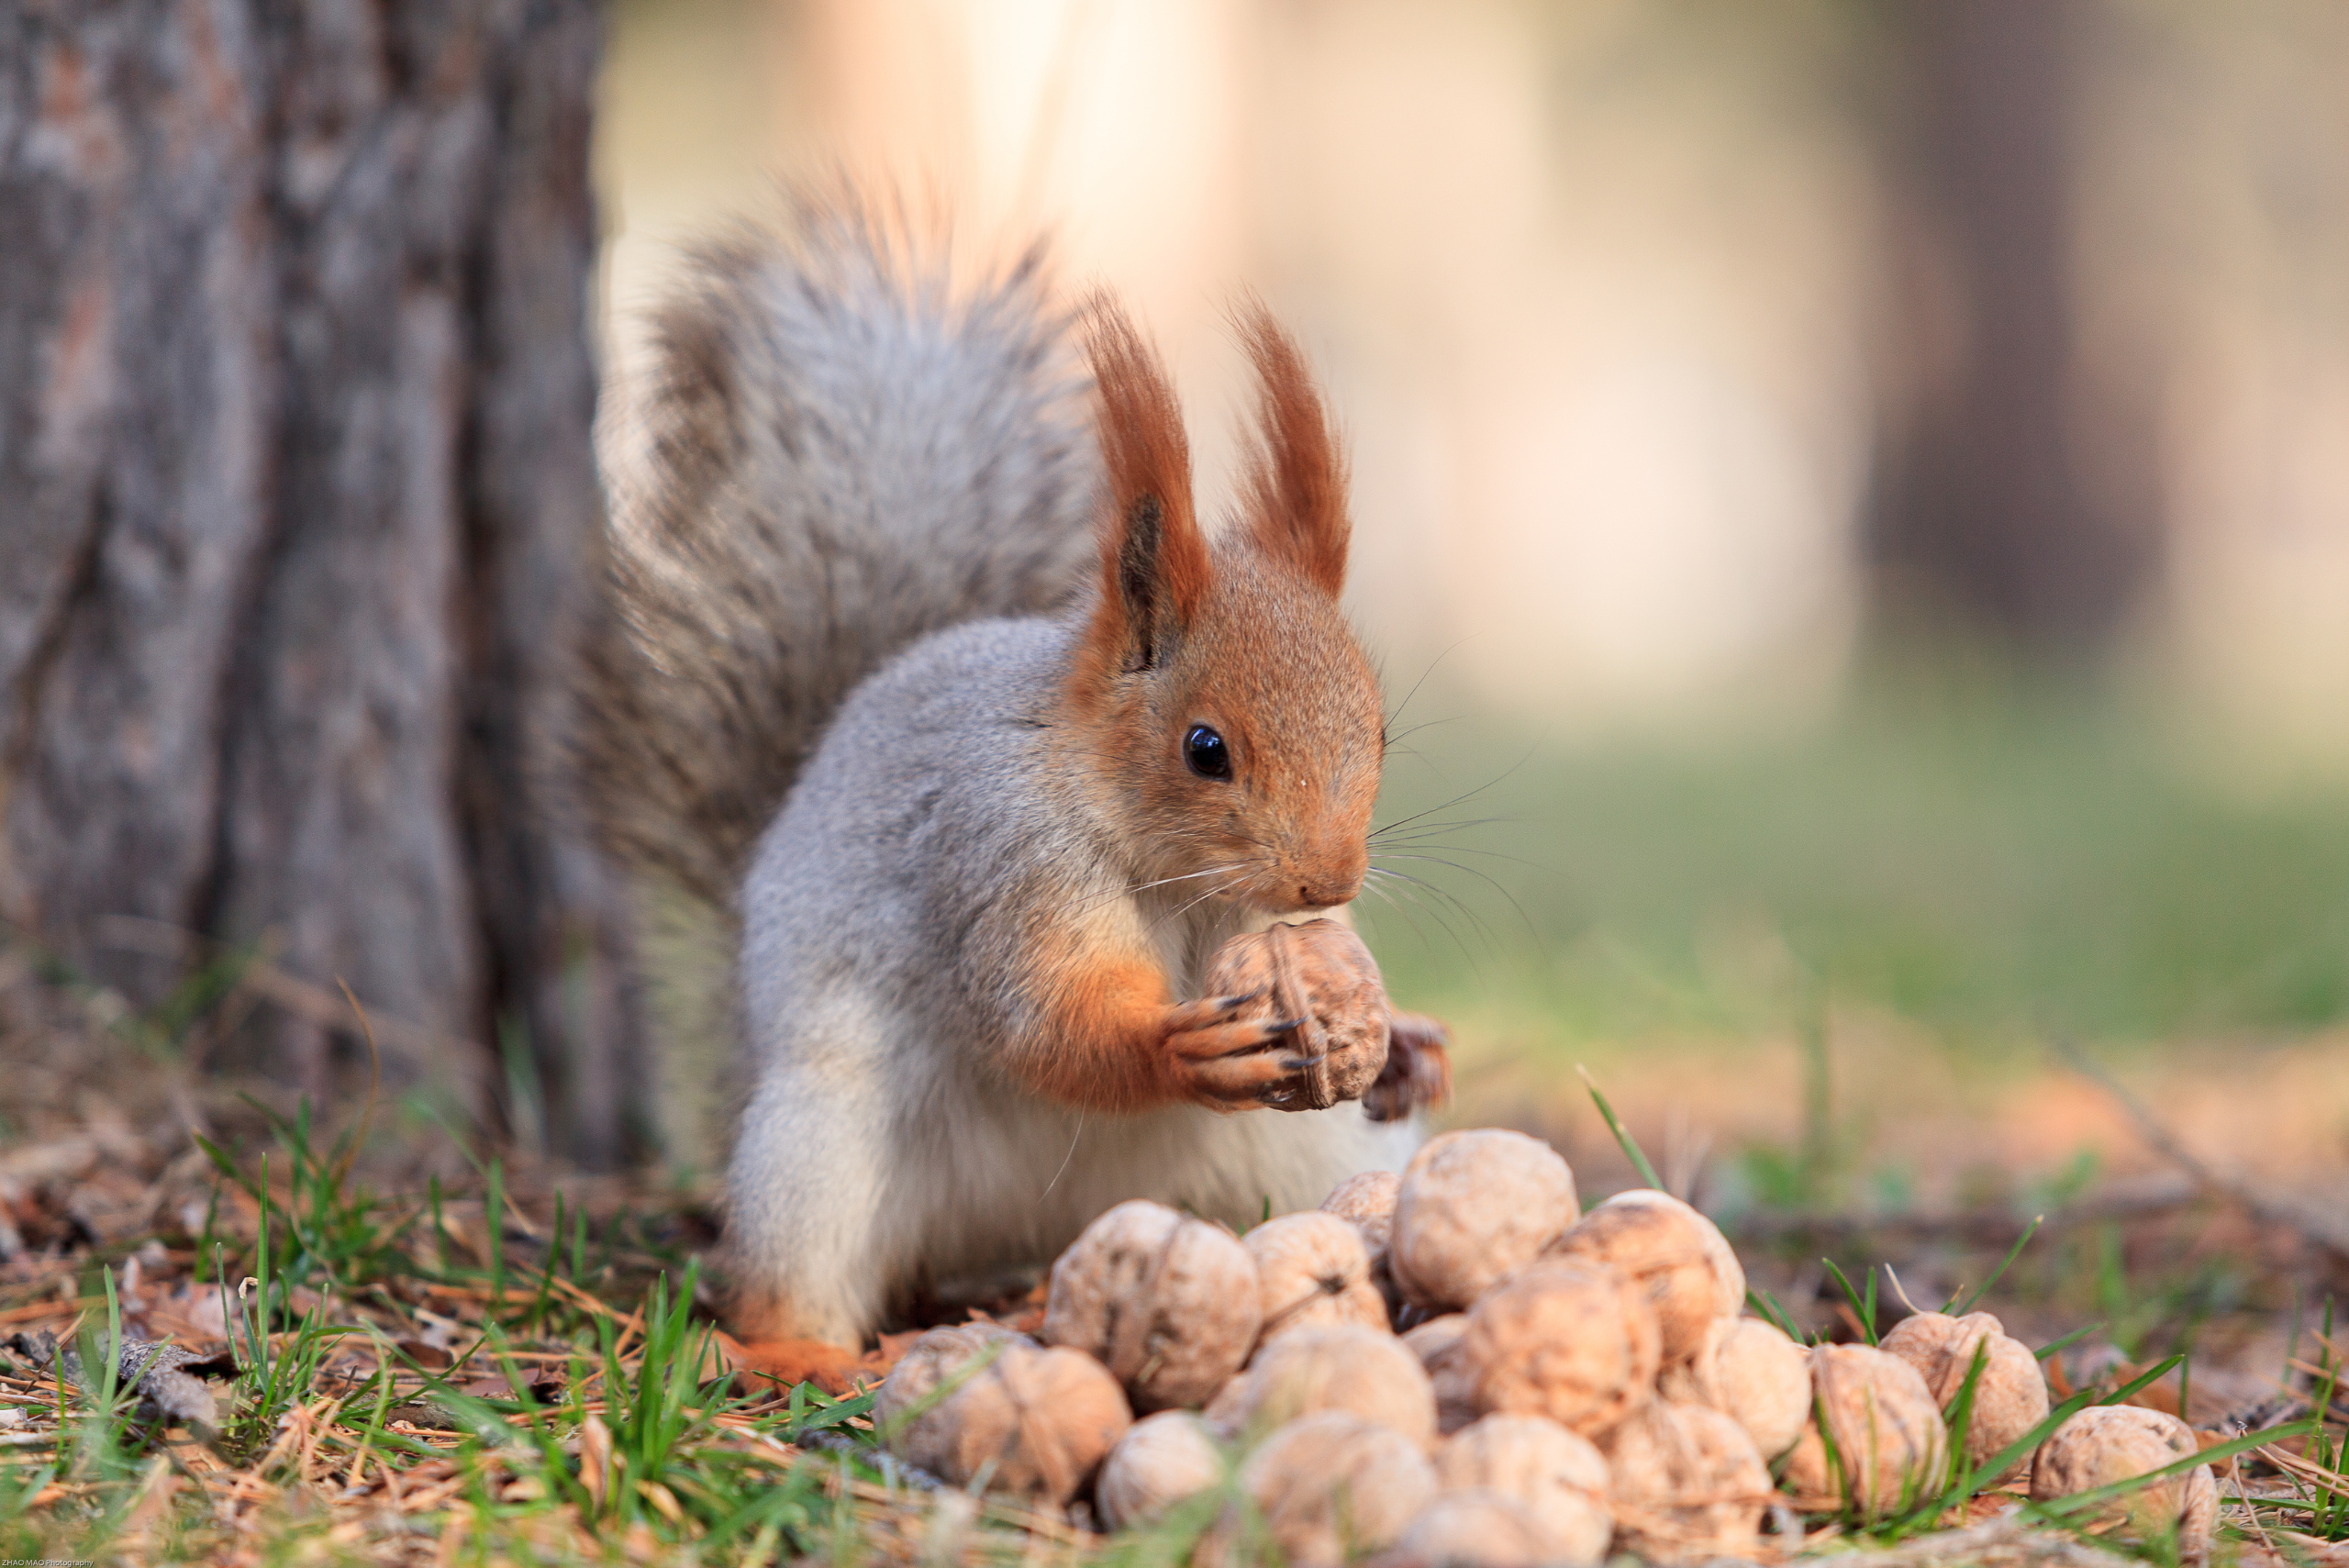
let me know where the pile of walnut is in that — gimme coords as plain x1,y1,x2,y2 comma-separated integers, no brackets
874,1129,2219,1567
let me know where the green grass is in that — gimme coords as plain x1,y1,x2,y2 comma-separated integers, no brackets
1362,660,2349,1051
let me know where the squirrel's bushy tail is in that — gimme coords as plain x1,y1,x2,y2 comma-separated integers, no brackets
581,198,1099,906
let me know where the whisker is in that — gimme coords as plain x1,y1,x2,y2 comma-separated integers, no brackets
1372,851,1542,939
1068,862,1249,922
1381,636,1475,737
1370,814,1519,842
1373,865,1502,953
1366,753,1530,840
1382,713,1470,751
1152,876,1244,935
1364,868,1480,971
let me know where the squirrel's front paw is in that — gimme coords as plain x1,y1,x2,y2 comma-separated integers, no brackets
1192,919,1391,1112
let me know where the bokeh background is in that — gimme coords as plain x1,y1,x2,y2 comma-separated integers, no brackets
596,0,2349,1218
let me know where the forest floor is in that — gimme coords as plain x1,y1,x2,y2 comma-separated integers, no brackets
8,673,2349,1563
4,936,2347,1566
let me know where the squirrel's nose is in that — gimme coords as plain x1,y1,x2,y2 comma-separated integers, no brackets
1297,877,1361,910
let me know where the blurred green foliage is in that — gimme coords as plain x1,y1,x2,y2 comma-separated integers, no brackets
1362,658,2349,1052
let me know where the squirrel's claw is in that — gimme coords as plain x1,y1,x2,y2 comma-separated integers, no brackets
1176,1047,1308,1107
1163,1017,1296,1060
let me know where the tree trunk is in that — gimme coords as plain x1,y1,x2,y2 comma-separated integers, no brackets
1868,0,2153,648
0,0,635,1163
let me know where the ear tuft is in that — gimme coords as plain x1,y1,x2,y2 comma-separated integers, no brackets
1236,301,1350,596
1084,297,1208,673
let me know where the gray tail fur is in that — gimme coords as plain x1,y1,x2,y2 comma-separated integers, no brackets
579,198,1100,906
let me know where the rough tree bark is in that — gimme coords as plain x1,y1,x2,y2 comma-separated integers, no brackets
1868,0,2154,648
0,0,635,1162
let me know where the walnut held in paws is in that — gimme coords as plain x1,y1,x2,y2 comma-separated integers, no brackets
1199,919,1388,1111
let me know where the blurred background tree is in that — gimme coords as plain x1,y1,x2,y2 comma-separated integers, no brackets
0,0,634,1162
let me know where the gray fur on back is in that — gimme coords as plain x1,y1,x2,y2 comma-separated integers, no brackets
580,198,1100,904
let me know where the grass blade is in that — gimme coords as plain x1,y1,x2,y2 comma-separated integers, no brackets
1952,1215,2043,1315
1578,1066,1663,1190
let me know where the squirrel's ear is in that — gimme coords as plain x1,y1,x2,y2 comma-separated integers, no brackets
1084,297,1208,673
1236,302,1350,597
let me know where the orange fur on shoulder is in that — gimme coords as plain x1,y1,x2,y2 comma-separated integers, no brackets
1235,301,1350,597
1008,922,1178,1113
1075,298,1211,691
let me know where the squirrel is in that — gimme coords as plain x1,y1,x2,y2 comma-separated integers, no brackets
582,195,1452,1359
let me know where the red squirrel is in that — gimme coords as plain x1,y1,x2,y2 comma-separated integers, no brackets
583,197,1450,1372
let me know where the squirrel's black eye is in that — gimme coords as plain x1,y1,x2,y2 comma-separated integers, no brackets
1185,724,1232,781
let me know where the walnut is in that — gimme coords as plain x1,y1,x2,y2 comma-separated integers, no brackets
1321,1170,1401,1252
1324,1169,1408,1324
1206,1322,1436,1449
1781,1344,1949,1518
1880,1309,2051,1483
1200,918,1388,1111
874,1321,1031,1467
1457,1259,1660,1441
1436,1413,1613,1563
1216,1412,1437,1566
1244,1211,1389,1345
1096,1409,1226,1531
900,1340,1131,1504
1545,1188,1742,1365
1041,1199,1259,1411
1662,1316,1810,1462
1602,1399,1773,1563
1402,1314,1479,1436
2030,1406,2216,1562
1372,1492,1563,1568
1388,1129,1579,1311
